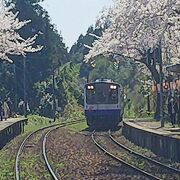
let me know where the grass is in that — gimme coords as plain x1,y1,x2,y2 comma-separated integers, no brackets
67,121,87,132
25,115,58,132
0,108,86,180
0,115,58,180
0,135,25,180
20,133,52,180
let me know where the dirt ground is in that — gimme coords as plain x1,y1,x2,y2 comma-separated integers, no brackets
47,128,147,180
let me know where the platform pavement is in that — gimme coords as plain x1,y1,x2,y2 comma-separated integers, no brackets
124,119,180,139
0,117,27,131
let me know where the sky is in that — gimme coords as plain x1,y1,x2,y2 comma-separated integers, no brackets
41,0,112,49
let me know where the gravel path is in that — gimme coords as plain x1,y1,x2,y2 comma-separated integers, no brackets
47,129,147,179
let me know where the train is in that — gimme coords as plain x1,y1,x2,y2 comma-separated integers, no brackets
84,79,124,128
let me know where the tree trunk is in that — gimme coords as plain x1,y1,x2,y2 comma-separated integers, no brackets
144,62,161,120
154,93,161,120
114,52,163,120
147,95,150,112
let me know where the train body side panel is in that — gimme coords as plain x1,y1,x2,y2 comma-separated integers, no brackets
85,109,121,127
84,104,120,110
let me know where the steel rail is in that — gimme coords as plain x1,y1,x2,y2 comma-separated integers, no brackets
91,131,162,180
109,131,180,174
42,120,84,180
15,124,59,180
15,119,84,180
43,127,59,180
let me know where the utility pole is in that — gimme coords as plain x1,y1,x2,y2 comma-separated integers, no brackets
23,57,27,118
158,43,164,127
13,64,18,114
52,70,56,122
87,73,89,83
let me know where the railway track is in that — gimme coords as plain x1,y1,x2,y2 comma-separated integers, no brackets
15,120,83,180
109,131,180,175
92,130,180,180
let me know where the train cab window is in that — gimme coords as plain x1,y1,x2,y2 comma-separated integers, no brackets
108,89,118,104
96,90,107,103
96,84,109,104
86,89,95,104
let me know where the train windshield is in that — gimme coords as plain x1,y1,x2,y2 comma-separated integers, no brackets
86,83,118,104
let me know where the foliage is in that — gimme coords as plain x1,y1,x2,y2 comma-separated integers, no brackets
70,25,103,79
89,56,137,86
11,0,69,91
84,0,180,119
0,0,42,63
69,20,157,119
70,26,103,63
137,74,153,99
124,85,146,118
33,63,83,118
85,0,180,86
1,0,169,120
0,0,69,116
62,102,84,121
85,0,179,64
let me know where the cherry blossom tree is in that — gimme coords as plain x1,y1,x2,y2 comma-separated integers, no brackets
85,0,180,83
0,0,42,63
85,0,179,120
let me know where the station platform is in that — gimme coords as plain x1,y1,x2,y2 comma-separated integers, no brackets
0,118,28,149
122,119,180,162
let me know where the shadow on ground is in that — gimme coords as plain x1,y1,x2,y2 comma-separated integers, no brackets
82,125,122,132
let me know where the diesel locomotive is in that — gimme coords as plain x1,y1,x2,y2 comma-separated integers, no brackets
84,79,124,128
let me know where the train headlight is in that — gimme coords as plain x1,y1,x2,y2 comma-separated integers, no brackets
110,85,117,89
87,85,94,90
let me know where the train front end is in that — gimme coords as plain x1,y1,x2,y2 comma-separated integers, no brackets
84,80,123,128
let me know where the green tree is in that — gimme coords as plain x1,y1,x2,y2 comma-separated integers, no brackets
0,0,69,114
33,63,83,117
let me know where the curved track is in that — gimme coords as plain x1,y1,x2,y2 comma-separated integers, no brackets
109,131,180,175
15,120,83,180
42,126,60,180
92,131,162,180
